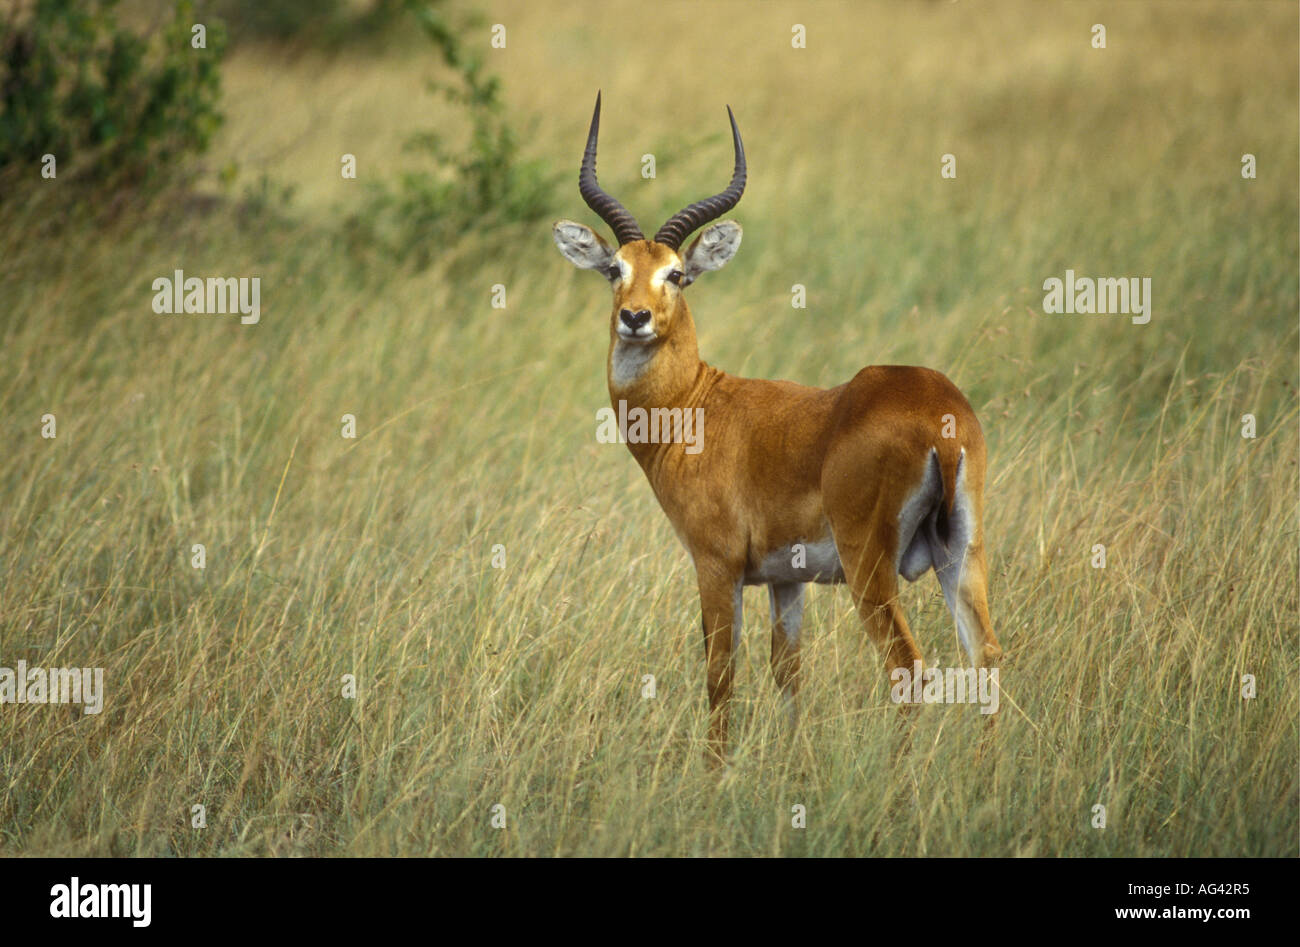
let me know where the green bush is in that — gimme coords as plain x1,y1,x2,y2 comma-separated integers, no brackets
351,1,555,265
0,0,225,190
204,0,404,44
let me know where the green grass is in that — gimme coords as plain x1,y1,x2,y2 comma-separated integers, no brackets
0,0,1295,856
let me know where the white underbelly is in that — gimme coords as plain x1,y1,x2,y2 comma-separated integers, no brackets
744,536,845,585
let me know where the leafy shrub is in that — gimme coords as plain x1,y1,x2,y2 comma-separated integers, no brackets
351,1,555,265
0,0,225,190
204,0,404,45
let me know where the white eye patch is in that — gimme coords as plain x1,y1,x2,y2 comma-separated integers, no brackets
649,260,683,288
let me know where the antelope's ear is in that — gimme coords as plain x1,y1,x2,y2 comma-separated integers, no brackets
682,221,742,285
553,220,616,271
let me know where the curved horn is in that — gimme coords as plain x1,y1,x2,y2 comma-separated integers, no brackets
653,105,746,251
579,92,644,246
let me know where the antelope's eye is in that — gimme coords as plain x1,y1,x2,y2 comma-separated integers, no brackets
666,269,684,286
605,264,621,280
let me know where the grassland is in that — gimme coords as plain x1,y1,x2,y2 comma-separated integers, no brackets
0,0,1295,856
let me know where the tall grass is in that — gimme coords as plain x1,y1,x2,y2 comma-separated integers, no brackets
0,0,1295,856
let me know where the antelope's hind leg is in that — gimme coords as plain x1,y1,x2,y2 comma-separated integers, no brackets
822,447,925,713
831,517,923,693
928,449,1003,670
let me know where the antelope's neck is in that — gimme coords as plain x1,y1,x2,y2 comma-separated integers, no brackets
607,304,709,407
606,306,719,467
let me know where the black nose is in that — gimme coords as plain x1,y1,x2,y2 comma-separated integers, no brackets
619,308,651,331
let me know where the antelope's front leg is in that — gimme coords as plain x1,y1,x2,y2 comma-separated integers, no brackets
696,564,743,765
768,582,804,727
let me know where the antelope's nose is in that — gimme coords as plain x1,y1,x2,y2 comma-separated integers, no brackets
619,308,651,331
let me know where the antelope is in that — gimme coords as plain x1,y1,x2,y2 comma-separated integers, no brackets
553,94,1002,762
